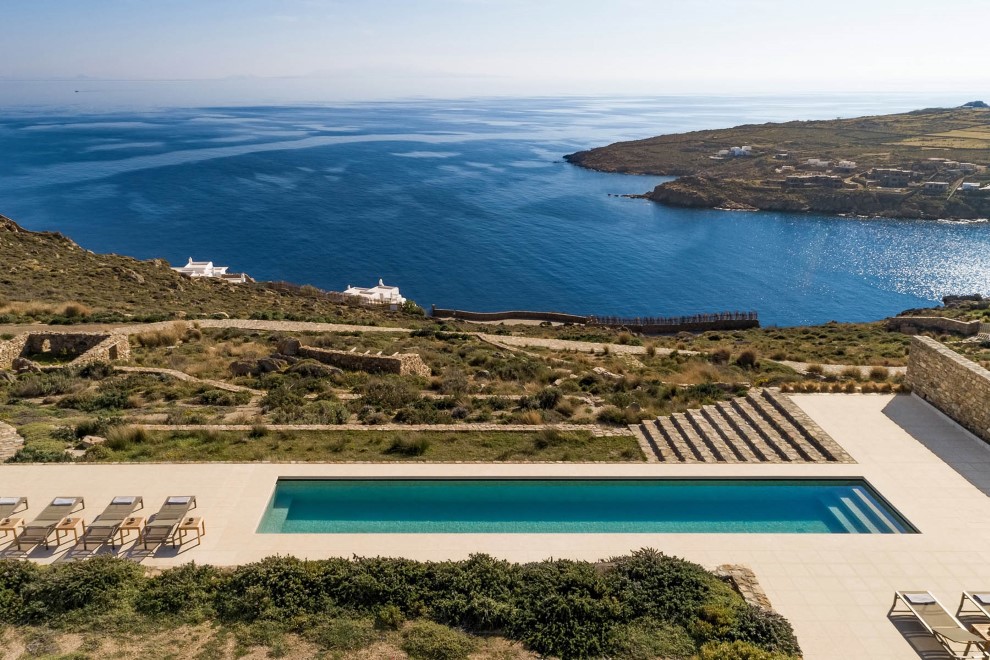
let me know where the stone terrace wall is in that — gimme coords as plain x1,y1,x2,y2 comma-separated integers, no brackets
908,336,990,444
280,339,431,377
0,334,30,370
0,332,129,369
888,316,981,336
75,334,130,365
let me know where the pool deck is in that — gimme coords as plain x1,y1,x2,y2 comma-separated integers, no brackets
3,393,990,659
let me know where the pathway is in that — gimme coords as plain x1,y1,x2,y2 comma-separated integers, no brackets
116,366,262,395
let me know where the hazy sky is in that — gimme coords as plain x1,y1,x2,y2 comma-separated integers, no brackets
4,0,989,98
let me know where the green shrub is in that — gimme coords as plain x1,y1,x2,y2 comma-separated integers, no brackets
735,350,758,369
536,386,563,410
0,560,41,622
77,361,114,380
214,556,320,623
385,435,430,457
608,617,697,659
596,406,631,425
362,378,420,410
136,563,220,621
426,555,520,632
6,444,73,463
260,385,305,413
374,604,405,630
19,555,143,623
510,560,624,659
401,621,477,660
197,389,251,406
10,371,77,398
723,604,801,656
104,426,148,451
699,640,795,660
74,415,123,439
605,549,720,626
306,616,379,651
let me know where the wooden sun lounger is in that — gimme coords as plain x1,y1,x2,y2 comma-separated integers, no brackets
891,591,989,659
14,496,85,551
78,496,144,550
142,496,197,549
0,497,28,519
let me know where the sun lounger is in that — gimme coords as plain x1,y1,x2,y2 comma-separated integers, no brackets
141,496,197,549
891,591,989,659
14,496,85,551
77,496,144,550
959,592,990,621
0,497,28,518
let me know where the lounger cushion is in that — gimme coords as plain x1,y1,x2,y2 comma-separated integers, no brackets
0,498,19,505
112,496,136,505
52,497,77,506
166,496,191,505
974,593,990,605
904,593,936,605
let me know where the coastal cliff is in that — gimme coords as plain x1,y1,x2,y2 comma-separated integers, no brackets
566,106,990,219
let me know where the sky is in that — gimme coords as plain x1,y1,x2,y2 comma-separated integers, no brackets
3,0,989,100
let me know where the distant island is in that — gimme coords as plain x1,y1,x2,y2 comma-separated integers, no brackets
565,105,990,219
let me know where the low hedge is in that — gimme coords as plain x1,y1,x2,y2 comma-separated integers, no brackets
0,549,801,659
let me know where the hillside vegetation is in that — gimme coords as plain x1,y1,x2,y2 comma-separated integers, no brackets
566,106,990,219
0,214,421,326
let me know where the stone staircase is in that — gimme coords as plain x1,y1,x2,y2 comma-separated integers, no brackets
630,388,853,464
0,421,24,462
978,323,990,343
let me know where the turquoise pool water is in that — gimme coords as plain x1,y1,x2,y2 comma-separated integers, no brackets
257,478,915,534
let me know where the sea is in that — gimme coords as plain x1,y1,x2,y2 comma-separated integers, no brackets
1,85,989,326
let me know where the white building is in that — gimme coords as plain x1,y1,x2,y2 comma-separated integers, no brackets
172,258,248,284
173,258,229,278
343,279,406,306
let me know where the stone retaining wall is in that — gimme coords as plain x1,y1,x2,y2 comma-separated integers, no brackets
0,332,129,369
279,338,431,377
887,316,981,336
0,334,29,370
907,336,990,444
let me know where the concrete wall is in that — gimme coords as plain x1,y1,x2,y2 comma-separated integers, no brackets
888,316,981,336
907,336,990,444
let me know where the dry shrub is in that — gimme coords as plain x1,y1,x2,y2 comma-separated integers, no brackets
839,366,862,381
671,362,722,385
843,381,858,393
135,321,188,348
867,366,890,381
0,300,92,318
518,410,543,425
860,382,878,394
806,363,825,376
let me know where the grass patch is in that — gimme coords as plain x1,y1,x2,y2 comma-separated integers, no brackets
80,429,643,462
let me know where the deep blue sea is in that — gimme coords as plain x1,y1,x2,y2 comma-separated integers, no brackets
2,91,989,325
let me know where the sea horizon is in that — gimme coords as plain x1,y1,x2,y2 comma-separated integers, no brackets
2,92,988,326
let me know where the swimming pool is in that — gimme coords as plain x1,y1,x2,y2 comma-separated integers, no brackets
257,478,915,534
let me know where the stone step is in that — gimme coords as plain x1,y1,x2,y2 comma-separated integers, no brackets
628,424,661,463
701,405,765,462
746,391,829,462
731,398,807,462
641,420,679,462
670,413,717,462
684,409,741,463
760,389,854,463
656,416,702,463
716,403,789,463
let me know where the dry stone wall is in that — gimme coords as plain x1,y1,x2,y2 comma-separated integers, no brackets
888,316,981,336
0,332,129,369
279,338,431,377
907,336,990,444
